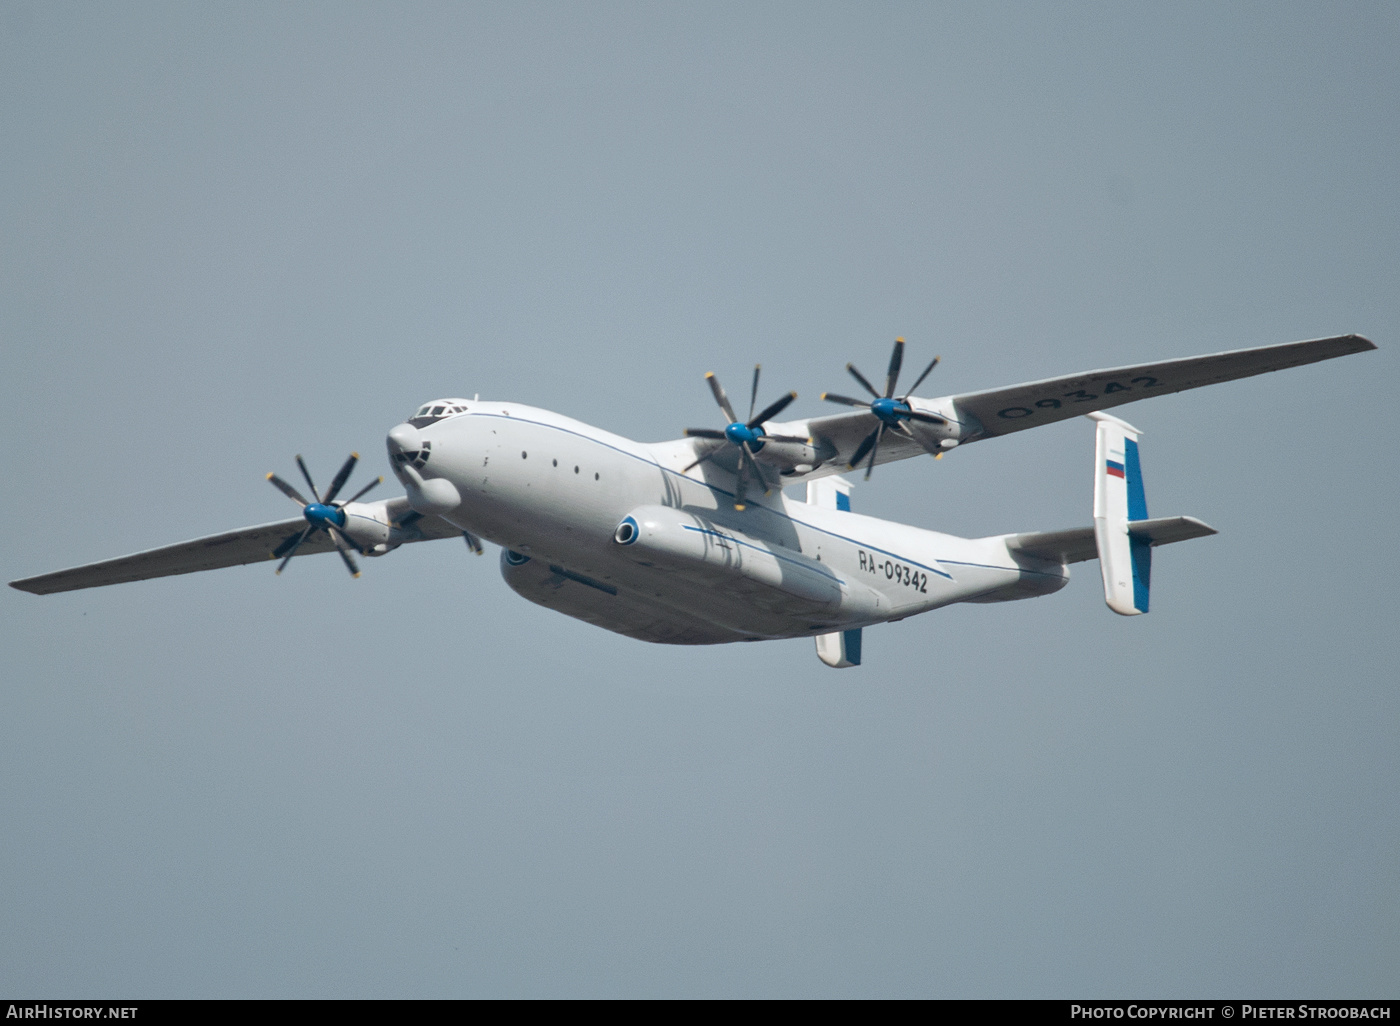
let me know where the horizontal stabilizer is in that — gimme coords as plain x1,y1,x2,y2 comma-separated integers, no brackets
1127,516,1217,546
1007,517,1217,567
1007,527,1099,565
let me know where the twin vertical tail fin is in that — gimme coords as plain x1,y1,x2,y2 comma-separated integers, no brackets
1091,412,1152,615
808,476,862,668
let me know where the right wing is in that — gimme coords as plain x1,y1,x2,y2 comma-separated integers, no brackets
10,504,463,595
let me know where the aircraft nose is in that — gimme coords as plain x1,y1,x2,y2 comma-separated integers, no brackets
387,423,421,455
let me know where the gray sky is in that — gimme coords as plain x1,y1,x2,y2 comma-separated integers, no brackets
2,1,1396,998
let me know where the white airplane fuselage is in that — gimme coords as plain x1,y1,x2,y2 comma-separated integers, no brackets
397,402,1065,645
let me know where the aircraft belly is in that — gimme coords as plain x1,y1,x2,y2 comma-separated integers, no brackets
499,550,744,645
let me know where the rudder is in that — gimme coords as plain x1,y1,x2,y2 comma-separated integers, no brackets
1090,412,1151,615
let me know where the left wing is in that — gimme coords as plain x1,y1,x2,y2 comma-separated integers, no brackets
764,334,1375,480
9,503,462,595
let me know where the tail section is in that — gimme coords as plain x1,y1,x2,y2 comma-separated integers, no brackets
808,476,861,668
1091,412,1152,615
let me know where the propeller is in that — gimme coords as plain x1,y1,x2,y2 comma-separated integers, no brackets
266,452,383,577
821,337,950,479
683,365,803,510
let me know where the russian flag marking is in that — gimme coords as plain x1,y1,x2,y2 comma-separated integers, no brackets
1106,460,1126,479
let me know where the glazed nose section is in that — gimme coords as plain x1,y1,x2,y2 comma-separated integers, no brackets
386,421,460,515
387,423,420,456
387,423,431,470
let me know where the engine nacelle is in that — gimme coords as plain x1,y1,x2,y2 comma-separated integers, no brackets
750,436,835,476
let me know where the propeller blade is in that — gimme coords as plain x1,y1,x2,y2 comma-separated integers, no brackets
706,373,739,424
295,455,322,503
902,354,940,398
340,475,383,505
732,446,750,510
904,409,948,426
747,391,796,428
739,442,768,497
864,423,886,480
684,428,727,439
821,392,872,408
748,364,761,421
682,444,723,473
846,363,881,399
322,452,360,504
847,428,879,469
463,532,483,555
329,527,362,577
764,434,809,443
267,473,310,507
271,530,304,559
275,526,314,574
884,338,905,398
899,425,947,458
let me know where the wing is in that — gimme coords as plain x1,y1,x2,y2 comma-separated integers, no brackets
762,334,1375,481
948,334,1374,439
10,503,463,595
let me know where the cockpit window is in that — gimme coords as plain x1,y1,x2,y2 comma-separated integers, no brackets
408,398,471,428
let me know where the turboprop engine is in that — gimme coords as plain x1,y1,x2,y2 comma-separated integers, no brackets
680,365,826,509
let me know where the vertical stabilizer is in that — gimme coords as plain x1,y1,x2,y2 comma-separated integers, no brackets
808,476,861,667
1090,412,1151,615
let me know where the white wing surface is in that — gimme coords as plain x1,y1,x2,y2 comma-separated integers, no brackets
10,509,462,595
945,333,1373,439
766,334,1374,477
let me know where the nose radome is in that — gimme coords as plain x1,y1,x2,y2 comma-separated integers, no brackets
387,423,421,455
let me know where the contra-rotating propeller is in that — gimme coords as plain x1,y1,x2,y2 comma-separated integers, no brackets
266,453,382,577
821,337,949,479
683,365,802,510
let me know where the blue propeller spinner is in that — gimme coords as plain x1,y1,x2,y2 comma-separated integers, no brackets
821,337,949,479
266,454,382,577
683,366,804,511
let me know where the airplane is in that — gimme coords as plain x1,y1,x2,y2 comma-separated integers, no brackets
9,333,1376,668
